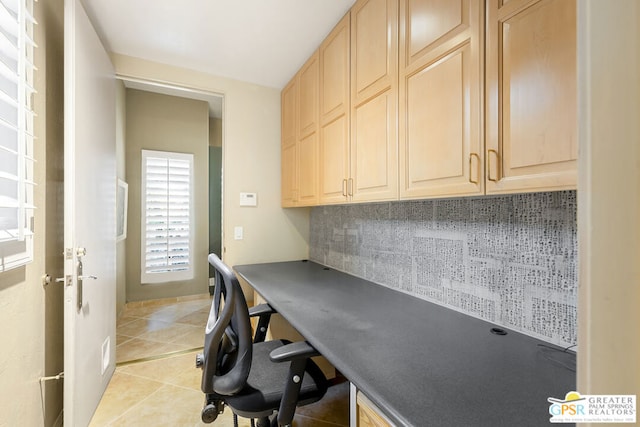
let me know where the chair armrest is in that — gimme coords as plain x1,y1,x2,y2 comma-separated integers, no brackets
270,341,322,426
248,303,276,317
249,303,275,343
269,341,320,363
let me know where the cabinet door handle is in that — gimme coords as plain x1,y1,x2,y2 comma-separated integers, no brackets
342,179,348,197
348,178,354,197
487,149,500,182
469,153,480,184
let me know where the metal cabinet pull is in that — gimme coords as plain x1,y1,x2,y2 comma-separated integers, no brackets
342,179,348,197
487,149,500,182
469,153,480,184
347,178,354,197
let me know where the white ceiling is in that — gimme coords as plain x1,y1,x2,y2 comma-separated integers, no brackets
82,0,356,90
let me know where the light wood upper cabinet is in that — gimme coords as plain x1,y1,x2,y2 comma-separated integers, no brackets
281,78,298,207
401,0,470,68
486,0,577,194
281,143,298,207
281,53,319,207
320,13,351,204
351,0,399,202
299,52,320,139
321,14,350,124
399,0,484,199
283,0,577,207
297,130,319,205
282,77,297,150
297,52,320,205
352,0,397,103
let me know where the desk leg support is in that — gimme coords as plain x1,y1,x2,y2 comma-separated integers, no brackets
350,383,357,427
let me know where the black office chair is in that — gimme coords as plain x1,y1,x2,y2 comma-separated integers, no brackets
196,254,328,427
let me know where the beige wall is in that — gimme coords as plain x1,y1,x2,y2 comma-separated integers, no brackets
115,80,127,315
0,0,65,426
577,0,640,409
124,89,210,301
112,55,311,299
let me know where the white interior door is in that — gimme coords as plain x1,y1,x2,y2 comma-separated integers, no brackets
63,0,116,425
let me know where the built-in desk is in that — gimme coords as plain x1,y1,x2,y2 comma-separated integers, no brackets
235,260,576,426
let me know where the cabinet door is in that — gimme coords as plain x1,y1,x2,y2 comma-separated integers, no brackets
320,14,351,204
351,0,399,202
486,0,577,194
281,143,298,207
356,392,392,427
399,0,483,199
297,52,320,206
320,115,350,204
299,52,320,139
297,131,319,205
281,78,298,207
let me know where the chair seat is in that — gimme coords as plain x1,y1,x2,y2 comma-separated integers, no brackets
224,339,328,417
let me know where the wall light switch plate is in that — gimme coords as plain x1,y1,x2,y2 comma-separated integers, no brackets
234,226,243,240
240,192,257,207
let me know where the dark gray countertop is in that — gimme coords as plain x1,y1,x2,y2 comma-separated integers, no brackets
235,260,576,427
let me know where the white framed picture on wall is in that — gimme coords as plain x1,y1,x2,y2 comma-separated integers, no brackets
116,179,128,242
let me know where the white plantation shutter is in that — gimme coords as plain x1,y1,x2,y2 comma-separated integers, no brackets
0,0,36,271
141,150,194,283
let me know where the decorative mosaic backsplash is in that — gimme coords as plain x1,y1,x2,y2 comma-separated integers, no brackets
309,191,577,348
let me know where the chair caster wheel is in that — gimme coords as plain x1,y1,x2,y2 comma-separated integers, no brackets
201,402,220,423
255,417,272,427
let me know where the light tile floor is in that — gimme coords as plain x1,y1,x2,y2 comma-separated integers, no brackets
90,296,349,426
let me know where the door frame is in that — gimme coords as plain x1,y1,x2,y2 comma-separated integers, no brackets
113,75,226,292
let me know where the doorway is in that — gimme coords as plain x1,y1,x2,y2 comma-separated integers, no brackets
114,77,223,362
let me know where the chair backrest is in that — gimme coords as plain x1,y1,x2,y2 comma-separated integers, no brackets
201,254,253,396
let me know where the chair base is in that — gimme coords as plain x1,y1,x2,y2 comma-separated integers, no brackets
201,396,224,423
254,415,277,427
201,394,279,426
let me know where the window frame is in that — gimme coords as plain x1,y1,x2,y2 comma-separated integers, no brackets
140,149,195,284
0,0,36,272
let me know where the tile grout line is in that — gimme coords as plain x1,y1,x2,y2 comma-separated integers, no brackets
118,323,204,338
100,376,170,427
117,321,204,339
116,334,204,351
117,368,204,394
116,346,204,367
294,413,349,427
